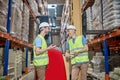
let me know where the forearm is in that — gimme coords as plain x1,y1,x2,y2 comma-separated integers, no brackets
35,44,56,55
74,45,88,54
36,48,49,55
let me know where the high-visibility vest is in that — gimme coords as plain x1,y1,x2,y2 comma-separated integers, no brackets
68,36,89,65
33,35,48,66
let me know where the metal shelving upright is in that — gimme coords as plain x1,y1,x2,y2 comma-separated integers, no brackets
3,0,12,79
82,0,120,80
0,0,39,79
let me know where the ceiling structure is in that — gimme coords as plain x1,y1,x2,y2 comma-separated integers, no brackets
47,0,65,36
47,0,64,28
47,0,65,4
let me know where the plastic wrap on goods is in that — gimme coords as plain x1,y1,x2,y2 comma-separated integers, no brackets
0,0,8,29
28,20,36,44
103,3,120,13
104,20,120,30
103,10,120,20
12,0,23,11
27,0,39,16
92,16,102,30
21,3,29,42
10,4,22,39
86,7,93,30
86,35,96,40
103,0,120,30
91,0,102,30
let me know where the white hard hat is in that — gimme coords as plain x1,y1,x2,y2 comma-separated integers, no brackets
39,22,50,29
66,25,76,30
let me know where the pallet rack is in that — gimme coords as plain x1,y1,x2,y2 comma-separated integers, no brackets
82,0,120,80
0,32,32,48
0,0,38,79
81,0,94,12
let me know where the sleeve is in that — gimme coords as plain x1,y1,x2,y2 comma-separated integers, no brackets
65,42,69,51
35,37,42,48
82,36,87,46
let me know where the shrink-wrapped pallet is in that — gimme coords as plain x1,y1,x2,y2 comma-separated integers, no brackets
91,0,102,30
103,0,120,30
0,48,4,76
27,0,39,16
0,0,8,31
28,18,37,44
86,7,92,30
10,5,22,39
21,3,29,42
10,0,23,39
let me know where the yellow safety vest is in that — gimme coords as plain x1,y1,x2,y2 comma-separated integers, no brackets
33,35,48,66
68,36,89,65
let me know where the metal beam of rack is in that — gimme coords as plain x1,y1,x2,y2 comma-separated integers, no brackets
81,0,94,12
88,29,120,45
0,32,33,48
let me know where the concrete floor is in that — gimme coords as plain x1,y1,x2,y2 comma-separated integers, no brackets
20,71,34,80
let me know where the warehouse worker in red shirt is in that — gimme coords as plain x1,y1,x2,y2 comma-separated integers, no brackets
65,25,89,80
33,22,56,80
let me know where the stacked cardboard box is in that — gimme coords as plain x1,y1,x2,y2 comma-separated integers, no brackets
86,0,120,31
86,35,95,41
103,0,120,30
86,0,102,40
86,7,95,40
86,0,120,40
8,49,23,79
0,48,4,76
27,0,39,16
22,49,31,73
110,67,120,80
86,7,92,30
28,17,37,44
21,3,30,42
35,0,48,15
26,0,38,44
8,49,16,79
15,50,22,78
0,0,8,32
91,52,105,74
10,0,23,39
91,0,102,30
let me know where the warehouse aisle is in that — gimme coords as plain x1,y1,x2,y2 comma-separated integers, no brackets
0,0,120,80
20,71,34,80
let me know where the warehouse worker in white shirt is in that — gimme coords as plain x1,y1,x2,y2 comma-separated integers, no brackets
65,25,89,80
33,22,56,80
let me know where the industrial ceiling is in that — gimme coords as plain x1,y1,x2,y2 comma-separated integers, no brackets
47,0,65,4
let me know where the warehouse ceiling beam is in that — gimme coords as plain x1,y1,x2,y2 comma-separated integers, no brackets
88,28,120,45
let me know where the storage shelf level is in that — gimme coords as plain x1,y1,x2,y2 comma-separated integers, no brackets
88,29,120,45
0,31,33,48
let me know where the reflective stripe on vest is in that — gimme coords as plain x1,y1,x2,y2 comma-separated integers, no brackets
69,36,89,65
33,35,48,66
